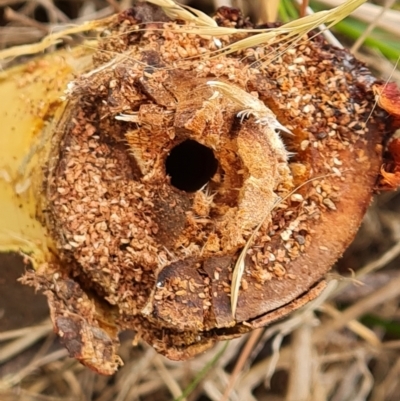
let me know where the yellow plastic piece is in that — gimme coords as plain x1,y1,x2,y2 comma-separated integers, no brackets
0,48,92,265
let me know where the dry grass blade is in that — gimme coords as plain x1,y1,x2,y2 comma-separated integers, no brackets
351,0,397,53
174,341,229,401
236,347,291,398
0,0,369,63
316,274,400,338
4,7,49,33
285,317,313,401
220,328,264,401
229,204,282,317
0,17,112,60
318,0,400,37
235,315,312,397
238,281,336,393
334,238,400,296
230,237,252,317
0,349,68,389
207,81,283,123
0,389,77,401
329,354,368,401
36,0,70,23
214,0,367,55
106,0,122,13
205,80,292,316
113,348,155,401
230,172,331,316
0,0,28,5
250,0,280,23
0,320,51,342
296,0,343,47
152,355,185,400
145,0,369,60
146,0,217,26
370,357,400,401
320,304,381,347
0,322,52,364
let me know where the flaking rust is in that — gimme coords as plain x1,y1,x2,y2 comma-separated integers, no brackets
22,3,400,374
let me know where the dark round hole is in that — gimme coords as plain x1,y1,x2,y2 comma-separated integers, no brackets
165,139,218,192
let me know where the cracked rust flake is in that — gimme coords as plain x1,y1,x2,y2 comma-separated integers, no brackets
26,3,396,373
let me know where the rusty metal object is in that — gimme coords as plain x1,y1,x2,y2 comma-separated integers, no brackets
22,4,394,374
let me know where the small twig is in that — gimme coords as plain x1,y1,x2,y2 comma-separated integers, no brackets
237,347,291,398
316,274,400,338
74,6,114,23
383,340,400,349
220,328,264,401
234,280,336,396
370,356,400,401
296,0,343,48
320,304,381,347
0,0,28,5
357,241,400,277
330,352,369,401
106,0,123,13
317,0,400,37
0,319,51,341
36,0,70,23
4,7,49,33
318,347,377,364
202,369,231,401
0,26,45,48
263,312,314,386
333,240,400,297
334,270,400,304
0,322,53,364
252,0,280,23
300,0,309,18
0,389,76,401
354,353,374,401
174,342,229,401
62,370,85,399
153,355,186,401
0,348,68,389
285,313,313,401
351,0,396,53
114,348,155,401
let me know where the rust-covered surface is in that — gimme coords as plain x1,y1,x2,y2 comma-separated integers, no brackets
22,3,396,374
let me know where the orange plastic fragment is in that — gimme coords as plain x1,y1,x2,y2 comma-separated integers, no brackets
380,139,400,190
373,82,400,129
